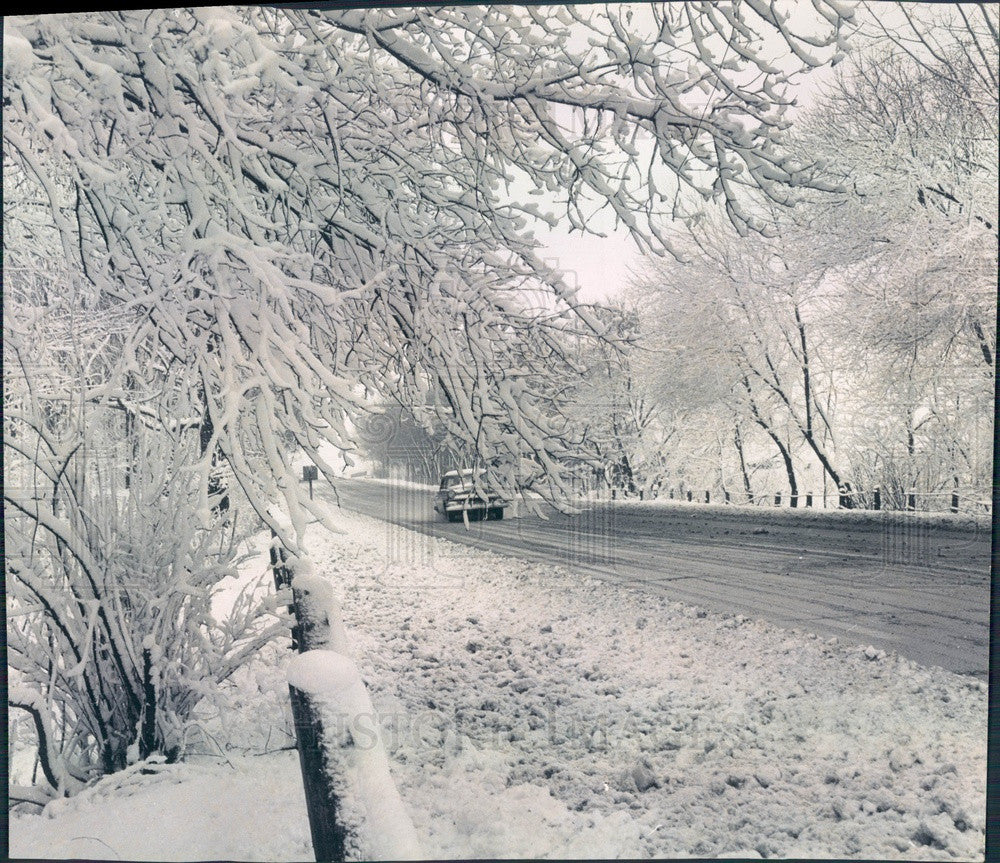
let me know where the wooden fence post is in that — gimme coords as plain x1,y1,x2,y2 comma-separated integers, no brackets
774,492,781,507
287,651,422,862
724,490,730,504
907,490,916,511
704,490,710,504
265,539,345,862
269,542,348,861
805,492,812,507
873,487,881,511
686,490,692,502
271,560,422,863
951,491,959,514
292,570,352,656
270,530,301,651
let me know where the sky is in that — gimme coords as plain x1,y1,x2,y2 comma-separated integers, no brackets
536,228,643,305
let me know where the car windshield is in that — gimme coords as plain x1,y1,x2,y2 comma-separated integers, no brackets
444,469,484,489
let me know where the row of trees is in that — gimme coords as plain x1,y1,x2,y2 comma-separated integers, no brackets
364,5,997,509
575,6,996,507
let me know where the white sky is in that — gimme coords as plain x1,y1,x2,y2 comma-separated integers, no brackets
536,228,644,304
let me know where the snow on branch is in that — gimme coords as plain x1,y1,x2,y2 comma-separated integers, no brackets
4,6,857,570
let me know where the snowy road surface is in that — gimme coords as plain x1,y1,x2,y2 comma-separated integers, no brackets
324,478,990,677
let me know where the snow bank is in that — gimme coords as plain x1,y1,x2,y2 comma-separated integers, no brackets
9,755,312,862
352,475,439,492
287,650,422,861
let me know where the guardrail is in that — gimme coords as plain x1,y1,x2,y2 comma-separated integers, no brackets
270,530,421,862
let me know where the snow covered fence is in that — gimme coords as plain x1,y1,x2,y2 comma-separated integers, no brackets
288,651,422,862
275,551,421,861
640,484,991,514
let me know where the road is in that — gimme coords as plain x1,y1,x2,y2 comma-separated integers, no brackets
321,479,992,677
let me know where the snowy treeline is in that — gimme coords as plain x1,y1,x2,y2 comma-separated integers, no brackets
364,6,997,507
2,3,852,520
578,8,997,507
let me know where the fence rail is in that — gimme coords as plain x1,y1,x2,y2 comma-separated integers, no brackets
600,485,991,515
270,530,421,862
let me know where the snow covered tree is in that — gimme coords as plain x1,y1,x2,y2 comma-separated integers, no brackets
634,220,849,504
4,4,854,791
566,303,673,496
790,4,998,504
359,402,455,483
631,3,996,510
3,3,854,535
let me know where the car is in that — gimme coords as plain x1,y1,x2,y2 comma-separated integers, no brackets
435,468,507,522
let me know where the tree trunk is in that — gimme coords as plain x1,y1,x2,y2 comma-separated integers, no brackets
733,422,753,501
758,422,798,506
199,385,229,513
740,376,799,503
139,647,157,760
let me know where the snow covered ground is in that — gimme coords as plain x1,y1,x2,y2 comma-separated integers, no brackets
9,501,987,861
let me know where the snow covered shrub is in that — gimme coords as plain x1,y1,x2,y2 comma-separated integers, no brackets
4,278,281,802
